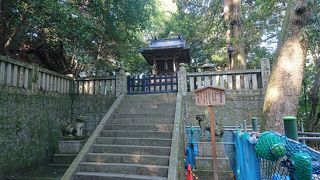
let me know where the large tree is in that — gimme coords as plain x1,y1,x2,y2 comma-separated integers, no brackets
225,0,246,69
0,0,157,76
262,0,310,132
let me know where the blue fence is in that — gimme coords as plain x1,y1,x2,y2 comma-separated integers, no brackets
127,74,177,94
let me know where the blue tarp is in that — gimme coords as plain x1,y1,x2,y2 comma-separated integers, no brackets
185,126,200,169
234,131,261,180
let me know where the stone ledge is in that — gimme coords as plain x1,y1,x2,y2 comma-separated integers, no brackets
59,140,86,154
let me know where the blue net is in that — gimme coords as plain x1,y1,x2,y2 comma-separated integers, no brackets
234,131,320,180
234,130,261,180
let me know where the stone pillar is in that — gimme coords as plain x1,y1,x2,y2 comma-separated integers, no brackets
31,64,39,93
178,63,187,96
115,62,127,97
261,58,271,88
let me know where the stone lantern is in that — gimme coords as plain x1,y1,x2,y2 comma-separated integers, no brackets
201,59,215,72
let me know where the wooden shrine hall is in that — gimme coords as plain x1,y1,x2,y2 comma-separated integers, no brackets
140,36,191,75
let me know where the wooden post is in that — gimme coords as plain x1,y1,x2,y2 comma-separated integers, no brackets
208,105,219,180
194,86,225,180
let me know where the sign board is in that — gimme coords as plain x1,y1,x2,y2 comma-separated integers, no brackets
194,86,226,106
193,86,226,180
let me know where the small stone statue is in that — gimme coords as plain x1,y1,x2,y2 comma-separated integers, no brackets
61,116,85,137
75,116,85,137
61,121,77,137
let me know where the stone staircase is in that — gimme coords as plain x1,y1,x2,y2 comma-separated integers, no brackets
50,153,77,168
73,93,176,180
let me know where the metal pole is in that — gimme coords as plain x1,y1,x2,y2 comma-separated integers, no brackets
208,105,219,180
283,116,298,141
252,117,258,132
243,120,247,132
301,120,306,144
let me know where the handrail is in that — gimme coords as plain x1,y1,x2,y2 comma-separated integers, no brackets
187,69,261,76
298,132,320,136
61,94,125,180
0,55,73,93
0,55,73,80
186,69,262,91
76,76,116,81
74,77,116,95
168,92,184,180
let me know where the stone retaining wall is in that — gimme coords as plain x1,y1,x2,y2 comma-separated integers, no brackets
71,95,116,136
0,85,116,176
185,90,264,127
0,86,72,175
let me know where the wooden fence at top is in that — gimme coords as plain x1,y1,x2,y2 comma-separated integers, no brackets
0,56,116,95
74,77,116,95
0,55,268,95
187,69,262,91
0,56,73,93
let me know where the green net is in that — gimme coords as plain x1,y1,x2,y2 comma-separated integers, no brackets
235,131,320,180
256,131,320,180
255,132,286,161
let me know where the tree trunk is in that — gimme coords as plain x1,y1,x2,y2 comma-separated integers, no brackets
230,0,246,70
262,0,310,132
0,0,6,55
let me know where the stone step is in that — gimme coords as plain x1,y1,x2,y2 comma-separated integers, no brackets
125,94,176,102
99,130,173,139
85,153,169,166
114,108,175,114
91,144,171,156
195,157,231,171
112,113,174,119
193,170,234,180
74,172,167,180
78,162,168,177
48,163,70,168
119,103,175,109
197,142,233,157
95,137,172,147
108,118,174,124
52,153,77,164
104,124,174,132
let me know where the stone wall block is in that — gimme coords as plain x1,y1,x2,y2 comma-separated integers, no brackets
186,91,264,126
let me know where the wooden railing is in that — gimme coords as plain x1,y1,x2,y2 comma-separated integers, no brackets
74,77,116,95
0,56,72,93
187,69,262,91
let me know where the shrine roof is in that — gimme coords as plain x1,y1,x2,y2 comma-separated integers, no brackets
139,36,191,64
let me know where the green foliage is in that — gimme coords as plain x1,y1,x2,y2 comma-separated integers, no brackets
297,0,320,131
158,0,227,71
157,0,285,71
1,0,157,75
